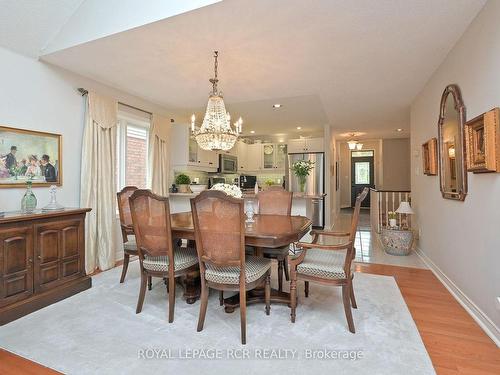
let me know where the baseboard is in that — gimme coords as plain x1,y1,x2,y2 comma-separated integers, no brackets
415,246,500,347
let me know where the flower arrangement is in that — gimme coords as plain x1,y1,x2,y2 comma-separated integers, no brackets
210,183,243,198
388,211,397,228
290,160,315,192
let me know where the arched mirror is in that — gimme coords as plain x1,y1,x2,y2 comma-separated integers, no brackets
438,84,467,201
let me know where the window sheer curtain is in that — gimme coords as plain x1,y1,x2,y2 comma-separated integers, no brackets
149,114,171,196
80,92,118,274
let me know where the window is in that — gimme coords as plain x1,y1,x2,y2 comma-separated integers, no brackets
116,113,151,190
351,150,374,158
354,162,370,184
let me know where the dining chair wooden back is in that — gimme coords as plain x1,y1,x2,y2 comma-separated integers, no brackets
191,190,271,344
256,189,293,291
257,190,292,216
191,190,245,267
130,190,172,259
129,189,199,323
117,186,138,283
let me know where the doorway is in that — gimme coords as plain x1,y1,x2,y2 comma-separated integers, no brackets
351,150,375,207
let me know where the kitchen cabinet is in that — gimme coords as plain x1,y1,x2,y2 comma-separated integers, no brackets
287,137,324,153
262,144,287,169
171,124,218,172
246,144,262,171
237,141,248,171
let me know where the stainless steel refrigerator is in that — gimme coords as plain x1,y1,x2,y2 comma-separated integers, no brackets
287,152,325,228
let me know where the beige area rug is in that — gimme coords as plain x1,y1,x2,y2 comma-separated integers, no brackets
0,261,435,374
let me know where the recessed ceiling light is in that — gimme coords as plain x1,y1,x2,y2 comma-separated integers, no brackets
273,104,282,108
279,139,284,143
250,130,255,134
396,128,403,132
296,126,302,130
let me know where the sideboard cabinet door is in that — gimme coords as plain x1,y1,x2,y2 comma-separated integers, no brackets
34,217,84,293
0,225,34,308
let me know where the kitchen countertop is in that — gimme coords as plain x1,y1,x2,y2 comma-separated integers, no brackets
169,191,325,199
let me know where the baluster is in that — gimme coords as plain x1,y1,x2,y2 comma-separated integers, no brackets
385,192,388,228
398,192,402,227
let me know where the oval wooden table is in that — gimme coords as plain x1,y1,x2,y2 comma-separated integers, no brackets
171,212,312,312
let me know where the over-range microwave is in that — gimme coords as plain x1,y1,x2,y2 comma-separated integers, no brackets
218,154,238,173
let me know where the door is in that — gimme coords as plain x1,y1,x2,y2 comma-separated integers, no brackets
246,144,262,171
0,225,34,307
351,150,374,207
34,218,84,292
305,138,324,152
262,144,275,169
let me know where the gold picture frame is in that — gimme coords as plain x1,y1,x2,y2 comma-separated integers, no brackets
465,108,500,173
0,125,62,188
422,137,438,175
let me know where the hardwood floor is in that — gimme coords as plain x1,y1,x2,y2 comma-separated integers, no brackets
0,262,498,375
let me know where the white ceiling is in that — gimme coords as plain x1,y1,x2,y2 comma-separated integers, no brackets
3,0,487,140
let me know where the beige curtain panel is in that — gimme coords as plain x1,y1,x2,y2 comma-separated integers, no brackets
149,114,171,196
80,91,118,274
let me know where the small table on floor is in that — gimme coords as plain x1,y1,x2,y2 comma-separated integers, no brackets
380,227,414,256
170,212,311,312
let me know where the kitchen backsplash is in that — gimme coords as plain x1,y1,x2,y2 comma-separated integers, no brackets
171,169,285,187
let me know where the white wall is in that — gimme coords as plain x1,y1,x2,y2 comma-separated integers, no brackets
411,0,500,344
0,46,173,212
382,138,411,191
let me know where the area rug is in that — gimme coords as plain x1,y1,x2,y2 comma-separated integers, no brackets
0,262,435,374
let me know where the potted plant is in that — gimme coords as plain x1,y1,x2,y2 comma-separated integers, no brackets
290,160,315,192
388,211,397,228
175,173,191,193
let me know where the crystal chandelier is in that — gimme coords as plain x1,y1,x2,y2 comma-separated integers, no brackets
191,51,242,151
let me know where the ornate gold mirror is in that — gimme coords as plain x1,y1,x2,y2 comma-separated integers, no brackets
438,84,467,201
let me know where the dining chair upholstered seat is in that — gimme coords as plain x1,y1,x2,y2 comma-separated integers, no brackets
205,256,271,284
143,245,198,273
296,249,347,279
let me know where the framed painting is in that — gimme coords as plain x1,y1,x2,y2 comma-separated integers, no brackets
0,126,62,188
422,137,437,176
465,108,500,173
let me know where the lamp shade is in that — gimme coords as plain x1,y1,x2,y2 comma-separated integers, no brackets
396,201,414,215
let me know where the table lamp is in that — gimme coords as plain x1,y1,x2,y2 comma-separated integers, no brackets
396,201,414,230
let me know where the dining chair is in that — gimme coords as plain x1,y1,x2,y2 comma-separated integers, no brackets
256,189,293,292
129,189,199,323
191,190,271,345
289,187,369,333
117,186,140,284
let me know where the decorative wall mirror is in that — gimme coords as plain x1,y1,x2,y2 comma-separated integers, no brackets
438,84,467,201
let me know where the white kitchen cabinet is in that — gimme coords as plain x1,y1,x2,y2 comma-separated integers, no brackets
170,124,218,172
237,141,248,172
262,143,287,170
287,137,324,153
246,143,262,171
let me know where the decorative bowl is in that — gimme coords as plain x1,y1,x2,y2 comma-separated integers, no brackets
189,184,207,193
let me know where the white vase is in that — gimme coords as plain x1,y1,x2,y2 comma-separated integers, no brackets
389,218,397,228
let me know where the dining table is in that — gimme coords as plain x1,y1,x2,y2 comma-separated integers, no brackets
170,211,312,312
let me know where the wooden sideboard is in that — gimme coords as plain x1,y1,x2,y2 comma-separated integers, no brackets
0,208,91,325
